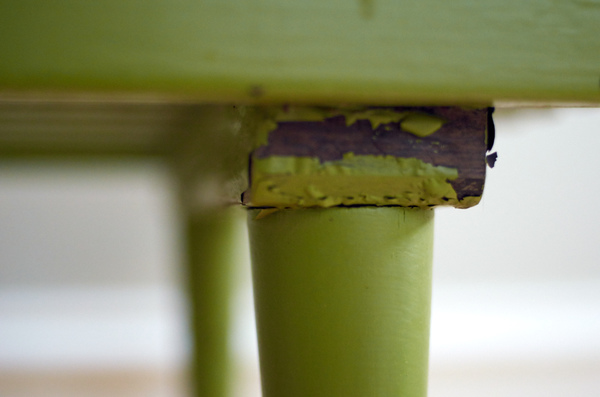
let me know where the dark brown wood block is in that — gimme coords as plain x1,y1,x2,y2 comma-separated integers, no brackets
247,106,490,209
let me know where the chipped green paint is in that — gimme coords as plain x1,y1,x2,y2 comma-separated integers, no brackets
251,106,446,149
400,113,446,137
251,106,335,148
342,108,409,129
342,108,445,136
455,195,482,209
249,153,460,208
254,106,335,147
252,106,333,148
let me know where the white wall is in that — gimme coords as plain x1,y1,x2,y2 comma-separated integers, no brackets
430,108,600,396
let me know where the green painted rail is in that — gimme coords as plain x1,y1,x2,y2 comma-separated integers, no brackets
1,0,600,105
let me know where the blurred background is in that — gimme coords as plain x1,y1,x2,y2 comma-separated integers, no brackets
0,108,599,396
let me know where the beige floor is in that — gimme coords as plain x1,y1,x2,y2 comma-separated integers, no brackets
0,364,262,397
3,359,600,397
0,368,188,397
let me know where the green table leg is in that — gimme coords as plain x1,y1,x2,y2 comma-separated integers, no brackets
184,208,237,397
247,207,434,397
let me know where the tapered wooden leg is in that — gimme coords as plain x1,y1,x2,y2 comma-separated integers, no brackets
184,208,237,397
247,207,434,397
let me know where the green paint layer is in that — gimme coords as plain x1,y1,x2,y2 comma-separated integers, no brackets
248,207,434,397
250,153,459,208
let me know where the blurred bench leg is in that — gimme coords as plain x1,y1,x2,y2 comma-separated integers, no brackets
183,208,238,397
171,105,244,397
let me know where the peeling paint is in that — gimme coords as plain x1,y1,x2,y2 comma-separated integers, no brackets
245,105,484,209
400,113,446,137
342,108,446,137
342,108,408,129
253,106,332,148
249,153,461,208
455,196,482,209
252,106,446,149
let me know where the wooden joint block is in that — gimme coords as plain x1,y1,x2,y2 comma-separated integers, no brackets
243,106,491,209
